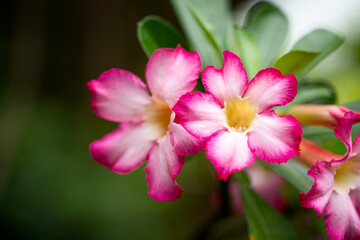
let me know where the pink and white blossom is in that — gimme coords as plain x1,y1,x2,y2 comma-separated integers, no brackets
299,111,360,240
173,51,302,180
88,46,204,201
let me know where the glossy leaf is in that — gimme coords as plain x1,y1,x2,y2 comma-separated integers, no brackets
344,100,360,112
170,0,232,67
234,171,251,185
289,81,337,107
262,159,313,193
292,29,344,78
245,1,288,68
188,5,223,61
273,50,319,77
239,178,301,240
234,27,261,79
137,16,189,57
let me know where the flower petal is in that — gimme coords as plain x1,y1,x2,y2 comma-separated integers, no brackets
202,51,248,103
352,134,360,158
350,188,360,215
299,161,335,218
169,121,205,156
173,92,226,139
88,69,151,122
334,111,356,154
145,45,202,106
145,134,185,201
324,192,360,240
248,110,302,164
244,68,297,113
89,123,154,174
205,130,255,180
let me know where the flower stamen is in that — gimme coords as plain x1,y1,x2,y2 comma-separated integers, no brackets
224,97,257,133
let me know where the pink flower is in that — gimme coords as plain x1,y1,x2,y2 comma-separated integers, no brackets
299,111,360,240
173,51,302,180
87,46,205,201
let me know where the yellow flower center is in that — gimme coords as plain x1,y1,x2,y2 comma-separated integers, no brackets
333,156,360,193
224,97,257,132
144,97,172,139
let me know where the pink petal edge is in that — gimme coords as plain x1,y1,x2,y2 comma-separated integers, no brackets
244,67,297,113
299,160,335,218
205,130,255,181
88,68,151,122
333,111,356,154
173,91,225,139
145,134,185,201
169,121,205,156
324,192,360,240
89,123,154,174
248,110,302,164
145,45,202,107
202,51,248,104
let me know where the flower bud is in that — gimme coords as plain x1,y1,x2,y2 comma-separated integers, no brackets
279,104,360,128
297,138,342,167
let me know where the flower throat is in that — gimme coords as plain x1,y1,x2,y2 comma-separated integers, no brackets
224,97,257,132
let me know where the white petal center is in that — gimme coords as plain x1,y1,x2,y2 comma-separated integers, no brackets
143,97,172,139
333,156,360,194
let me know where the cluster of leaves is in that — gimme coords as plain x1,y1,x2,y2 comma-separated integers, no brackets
137,1,358,239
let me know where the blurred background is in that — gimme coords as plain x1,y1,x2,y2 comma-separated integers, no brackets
0,0,359,239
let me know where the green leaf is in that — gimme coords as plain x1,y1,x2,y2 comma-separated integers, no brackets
273,50,319,77
292,29,344,78
188,5,223,61
262,159,313,193
234,171,251,185
245,1,288,68
170,0,232,67
277,81,336,116
234,27,262,78
302,126,336,142
289,81,337,107
344,100,360,112
137,16,189,57
239,181,301,240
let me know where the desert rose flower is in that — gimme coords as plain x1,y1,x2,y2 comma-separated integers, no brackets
173,51,302,180
87,46,204,201
299,111,360,240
